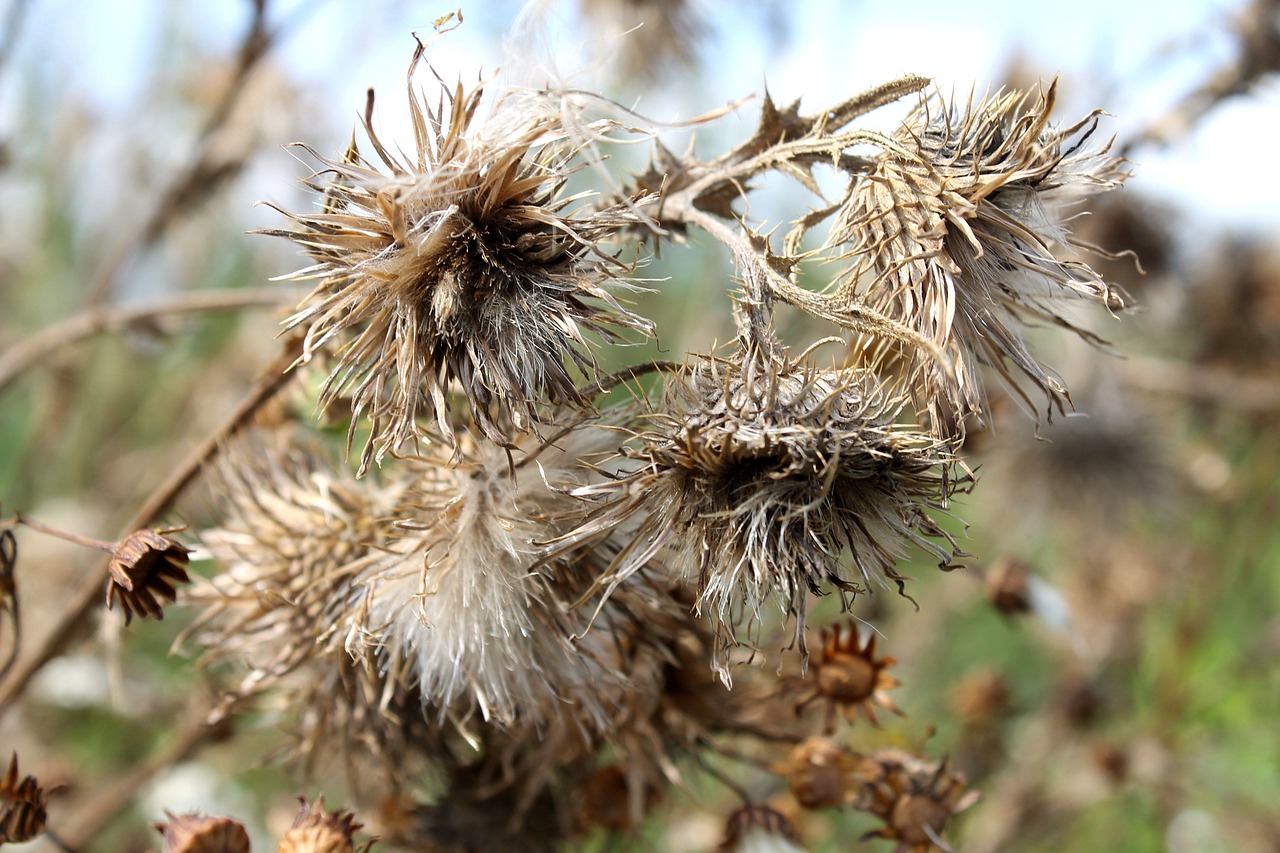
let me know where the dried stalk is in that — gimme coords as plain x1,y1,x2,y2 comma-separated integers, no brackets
0,287,286,394
0,338,301,717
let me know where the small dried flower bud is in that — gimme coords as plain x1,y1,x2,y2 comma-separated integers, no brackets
154,811,250,853
792,622,902,733
857,752,980,852
719,804,807,853
106,526,191,624
984,555,1033,615
0,753,49,843
949,668,1013,725
277,798,362,853
780,738,863,810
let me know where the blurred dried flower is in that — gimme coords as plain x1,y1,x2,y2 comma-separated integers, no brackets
780,737,864,810
547,345,961,673
948,668,1012,726
188,439,421,777
0,753,48,844
268,37,653,470
857,751,980,852
832,80,1129,435
154,811,250,853
792,621,902,732
347,424,655,728
984,555,1033,615
277,798,364,853
719,804,808,853
106,526,192,624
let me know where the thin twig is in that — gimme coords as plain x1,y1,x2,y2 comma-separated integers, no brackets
0,287,286,395
0,339,302,717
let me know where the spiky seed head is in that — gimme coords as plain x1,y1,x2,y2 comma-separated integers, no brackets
276,798,363,853
791,621,903,732
267,38,653,471
189,439,415,772
154,812,251,853
105,527,191,624
832,80,1129,436
346,424,652,729
779,737,864,810
719,805,807,853
856,750,981,853
0,753,49,844
546,345,962,675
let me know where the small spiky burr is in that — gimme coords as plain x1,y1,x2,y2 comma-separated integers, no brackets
266,36,653,471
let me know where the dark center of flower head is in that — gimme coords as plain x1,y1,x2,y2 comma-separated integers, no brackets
816,653,878,703
890,793,952,844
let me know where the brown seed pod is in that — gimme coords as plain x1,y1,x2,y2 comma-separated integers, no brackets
106,526,191,624
791,622,903,733
0,753,49,844
276,797,363,853
154,811,250,853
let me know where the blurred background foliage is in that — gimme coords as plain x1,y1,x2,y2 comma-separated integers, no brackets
2,0,1279,851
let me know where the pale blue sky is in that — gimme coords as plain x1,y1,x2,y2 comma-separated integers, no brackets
3,0,1275,230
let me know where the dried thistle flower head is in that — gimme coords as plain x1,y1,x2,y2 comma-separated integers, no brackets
779,737,864,810
189,439,415,771
547,345,961,673
348,424,649,728
832,80,1129,435
1,753,49,844
719,804,807,853
277,798,364,853
154,811,251,853
857,750,980,853
791,621,903,732
268,36,653,470
106,526,191,624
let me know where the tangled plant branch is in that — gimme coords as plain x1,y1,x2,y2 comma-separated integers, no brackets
0,10,1148,852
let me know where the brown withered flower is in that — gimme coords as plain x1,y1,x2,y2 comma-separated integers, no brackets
791,621,903,732
154,811,250,853
718,804,807,853
277,798,367,853
267,36,653,470
106,526,191,624
1,753,49,844
545,344,962,675
779,737,864,810
831,80,1129,436
188,438,414,773
856,750,980,853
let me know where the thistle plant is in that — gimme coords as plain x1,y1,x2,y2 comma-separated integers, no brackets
1,7,1173,852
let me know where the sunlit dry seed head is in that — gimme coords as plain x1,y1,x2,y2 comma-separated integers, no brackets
0,753,48,844
719,804,808,853
188,439,420,775
267,37,654,471
191,440,405,702
547,346,961,675
832,80,1129,436
780,737,864,810
347,425,643,728
791,621,902,732
106,526,191,624
277,798,364,853
154,812,250,853
857,751,981,853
